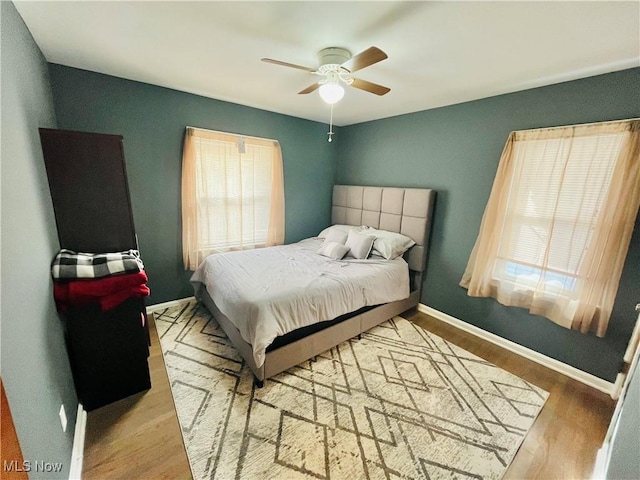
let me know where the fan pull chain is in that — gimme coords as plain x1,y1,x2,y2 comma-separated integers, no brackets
327,104,335,143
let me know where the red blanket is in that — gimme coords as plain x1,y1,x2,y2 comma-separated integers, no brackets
54,271,150,312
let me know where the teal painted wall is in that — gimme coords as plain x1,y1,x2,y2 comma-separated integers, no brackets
337,68,640,381
0,2,77,475
48,65,338,304
46,59,639,381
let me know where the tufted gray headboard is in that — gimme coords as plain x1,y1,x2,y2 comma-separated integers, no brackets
331,185,436,272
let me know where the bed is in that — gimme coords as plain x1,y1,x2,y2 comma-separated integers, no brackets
191,184,436,386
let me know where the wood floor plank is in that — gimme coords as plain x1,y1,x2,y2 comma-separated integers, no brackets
82,307,615,479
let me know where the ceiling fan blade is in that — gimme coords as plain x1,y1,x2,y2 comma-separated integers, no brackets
261,58,316,72
298,83,320,94
350,78,391,96
340,46,388,74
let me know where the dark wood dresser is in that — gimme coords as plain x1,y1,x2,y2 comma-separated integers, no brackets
39,128,151,411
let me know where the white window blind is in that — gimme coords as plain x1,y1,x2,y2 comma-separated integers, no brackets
496,132,624,291
194,136,274,251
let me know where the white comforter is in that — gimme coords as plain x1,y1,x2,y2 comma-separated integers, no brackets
190,238,410,368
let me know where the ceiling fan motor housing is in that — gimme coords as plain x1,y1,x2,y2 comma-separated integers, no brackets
318,47,351,69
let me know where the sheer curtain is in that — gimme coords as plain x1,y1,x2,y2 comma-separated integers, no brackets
181,127,285,270
460,119,640,336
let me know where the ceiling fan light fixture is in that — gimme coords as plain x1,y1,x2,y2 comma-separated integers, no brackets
319,82,344,104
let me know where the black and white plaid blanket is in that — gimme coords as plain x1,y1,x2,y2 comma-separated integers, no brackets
51,249,144,280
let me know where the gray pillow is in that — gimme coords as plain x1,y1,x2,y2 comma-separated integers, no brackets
316,241,350,260
345,230,375,259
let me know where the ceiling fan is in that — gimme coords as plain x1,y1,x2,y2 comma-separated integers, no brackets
261,46,390,104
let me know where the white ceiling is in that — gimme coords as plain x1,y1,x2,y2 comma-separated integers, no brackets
14,1,640,126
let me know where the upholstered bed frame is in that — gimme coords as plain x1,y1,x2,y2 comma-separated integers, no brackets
199,184,436,385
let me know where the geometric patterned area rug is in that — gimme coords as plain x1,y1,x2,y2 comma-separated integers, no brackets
153,299,548,480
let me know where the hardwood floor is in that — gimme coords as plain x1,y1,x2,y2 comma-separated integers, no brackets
82,314,192,479
82,308,615,479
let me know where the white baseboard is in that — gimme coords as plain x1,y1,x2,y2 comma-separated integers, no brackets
418,304,616,397
69,403,87,480
146,296,195,313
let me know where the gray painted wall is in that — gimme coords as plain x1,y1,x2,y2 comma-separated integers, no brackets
337,68,640,382
48,64,338,304
1,2,77,475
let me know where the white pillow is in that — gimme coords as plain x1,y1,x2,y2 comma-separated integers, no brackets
365,228,416,260
324,228,348,244
317,224,362,239
345,230,376,259
316,241,350,260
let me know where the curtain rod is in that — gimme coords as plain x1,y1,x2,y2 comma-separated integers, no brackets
185,126,278,144
514,117,639,135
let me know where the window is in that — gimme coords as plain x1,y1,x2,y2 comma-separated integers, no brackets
495,132,620,293
461,119,640,336
181,127,285,269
